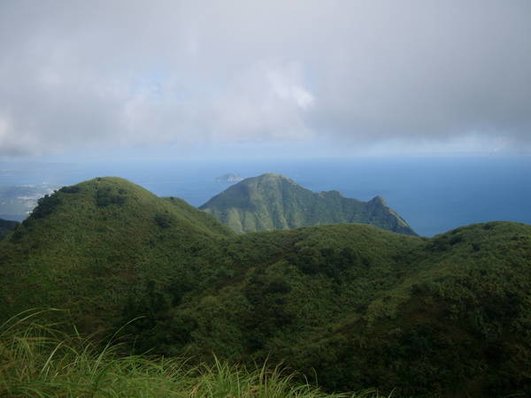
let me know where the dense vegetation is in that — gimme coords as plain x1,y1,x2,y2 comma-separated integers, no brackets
200,173,416,235
0,177,530,397
0,217,18,239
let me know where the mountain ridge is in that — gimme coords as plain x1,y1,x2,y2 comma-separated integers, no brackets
200,173,416,235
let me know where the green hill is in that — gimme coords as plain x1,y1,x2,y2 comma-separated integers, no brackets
200,173,416,235
0,176,529,397
0,218,18,239
127,221,529,397
0,177,232,331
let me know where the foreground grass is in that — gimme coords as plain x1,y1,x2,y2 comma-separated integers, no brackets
0,310,385,398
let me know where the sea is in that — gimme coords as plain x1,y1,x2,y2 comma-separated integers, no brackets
1,155,530,237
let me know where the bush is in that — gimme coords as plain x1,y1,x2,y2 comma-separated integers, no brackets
154,213,172,228
96,187,127,207
31,193,61,218
59,185,81,194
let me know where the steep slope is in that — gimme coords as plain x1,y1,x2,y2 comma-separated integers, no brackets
0,218,19,239
200,173,416,235
0,177,232,331
162,196,234,236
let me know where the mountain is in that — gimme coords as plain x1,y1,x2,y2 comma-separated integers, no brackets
0,218,19,239
0,176,530,397
200,173,416,235
0,177,232,330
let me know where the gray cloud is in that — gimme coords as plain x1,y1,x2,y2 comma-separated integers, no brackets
0,0,530,156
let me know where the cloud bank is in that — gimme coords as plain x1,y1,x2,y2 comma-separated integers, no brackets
0,0,530,156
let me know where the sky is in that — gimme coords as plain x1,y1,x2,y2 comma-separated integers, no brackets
1,0,530,159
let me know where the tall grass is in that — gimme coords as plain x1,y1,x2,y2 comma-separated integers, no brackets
0,309,386,398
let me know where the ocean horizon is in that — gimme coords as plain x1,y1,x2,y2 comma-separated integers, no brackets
1,155,530,237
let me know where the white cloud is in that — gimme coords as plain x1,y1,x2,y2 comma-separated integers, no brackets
0,0,530,156
266,66,315,110
0,115,10,149
208,61,315,142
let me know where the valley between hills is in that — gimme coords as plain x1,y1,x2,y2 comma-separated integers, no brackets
0,176,530,397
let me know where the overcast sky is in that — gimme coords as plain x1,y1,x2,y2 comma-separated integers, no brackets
1,0,530,158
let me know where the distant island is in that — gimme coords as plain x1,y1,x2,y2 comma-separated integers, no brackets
202,173,416,235
215,173,244,183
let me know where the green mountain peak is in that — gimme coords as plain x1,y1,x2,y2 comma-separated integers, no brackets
200,173,416,235
0,176,231,329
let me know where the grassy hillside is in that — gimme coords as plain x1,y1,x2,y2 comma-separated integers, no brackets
0,177,529,397
200,173,416,235
286,222,531,397
0,177,233,331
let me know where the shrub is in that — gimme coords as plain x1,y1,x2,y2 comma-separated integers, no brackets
31,193,61,218
59,185,81,194
154,213,172,228
96,187,127,207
